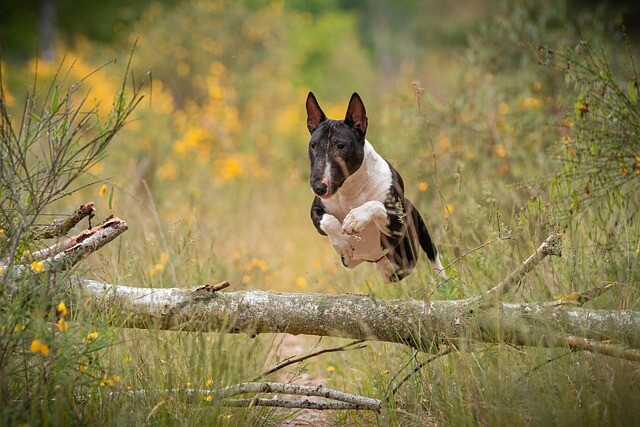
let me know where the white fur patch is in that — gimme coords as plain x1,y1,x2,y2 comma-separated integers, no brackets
319,141,393,264
431,253,447,279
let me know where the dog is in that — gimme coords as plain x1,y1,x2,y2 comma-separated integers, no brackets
306,92,445,283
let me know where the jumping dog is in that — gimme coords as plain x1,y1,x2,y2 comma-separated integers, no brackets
306,92,445,283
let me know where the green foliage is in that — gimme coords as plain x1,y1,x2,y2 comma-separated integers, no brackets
550,39,639,215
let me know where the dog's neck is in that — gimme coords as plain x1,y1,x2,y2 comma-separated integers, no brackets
333,140,391,204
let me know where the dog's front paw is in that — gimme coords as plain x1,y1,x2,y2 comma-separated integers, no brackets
342,208,371,235
342,202,386,235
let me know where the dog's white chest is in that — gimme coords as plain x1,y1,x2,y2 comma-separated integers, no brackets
321,141,393,262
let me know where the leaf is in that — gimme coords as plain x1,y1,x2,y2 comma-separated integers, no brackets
28,112,41,123
630,80,637,104
52,87,60,111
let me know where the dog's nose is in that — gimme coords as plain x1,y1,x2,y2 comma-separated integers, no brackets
312,181,328,197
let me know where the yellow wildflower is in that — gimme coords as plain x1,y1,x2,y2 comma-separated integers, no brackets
203,395,213,402
99,184,107,196
157,162,177,181
522,97,542,109
296,277,308,290
84,331,99,342
149,252,170,276
248,258,267,272
57,318,69,332
326,365,336,373
206,379,214,387
418,182,428,192
174,127,208,154
438,134,451,149
218,156,243,181
58,301,68,316
31,261,44,272
99,373,120,387
30,339,49,355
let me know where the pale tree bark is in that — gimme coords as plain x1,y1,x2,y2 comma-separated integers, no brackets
73,276,640,361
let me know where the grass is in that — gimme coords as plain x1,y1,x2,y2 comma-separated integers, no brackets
1,0,639,425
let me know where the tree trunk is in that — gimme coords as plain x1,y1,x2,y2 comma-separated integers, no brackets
73,278,640,360
38,0,56,61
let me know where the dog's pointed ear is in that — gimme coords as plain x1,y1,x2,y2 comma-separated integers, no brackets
345,92,368,137
306,92,327,134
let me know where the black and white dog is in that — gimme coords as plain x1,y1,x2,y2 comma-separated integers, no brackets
306,92,445,283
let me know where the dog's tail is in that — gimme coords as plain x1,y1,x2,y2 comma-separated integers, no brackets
415,211,446,276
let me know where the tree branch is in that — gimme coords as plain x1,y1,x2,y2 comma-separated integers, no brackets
212,382,381,410
222,398,366,410
558,334,640,362
32,202,96,240
5,215,127,280
479,232,562,302
103,382,382,412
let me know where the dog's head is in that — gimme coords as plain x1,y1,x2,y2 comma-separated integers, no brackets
305,92,368,199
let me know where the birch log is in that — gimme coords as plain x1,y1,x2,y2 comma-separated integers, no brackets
74,278,640,360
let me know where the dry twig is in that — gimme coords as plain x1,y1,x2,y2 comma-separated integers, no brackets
251,340,366,382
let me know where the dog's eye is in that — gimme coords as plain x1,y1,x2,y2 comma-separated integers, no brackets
336,143,346,150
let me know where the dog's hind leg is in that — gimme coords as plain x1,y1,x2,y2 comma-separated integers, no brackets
342,257,365,269
375,257,410,283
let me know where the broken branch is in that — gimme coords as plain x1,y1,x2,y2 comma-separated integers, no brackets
33,202,96,240
481,232,562,301
5,215,127,281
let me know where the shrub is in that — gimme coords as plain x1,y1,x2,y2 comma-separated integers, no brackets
0,55,142,423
